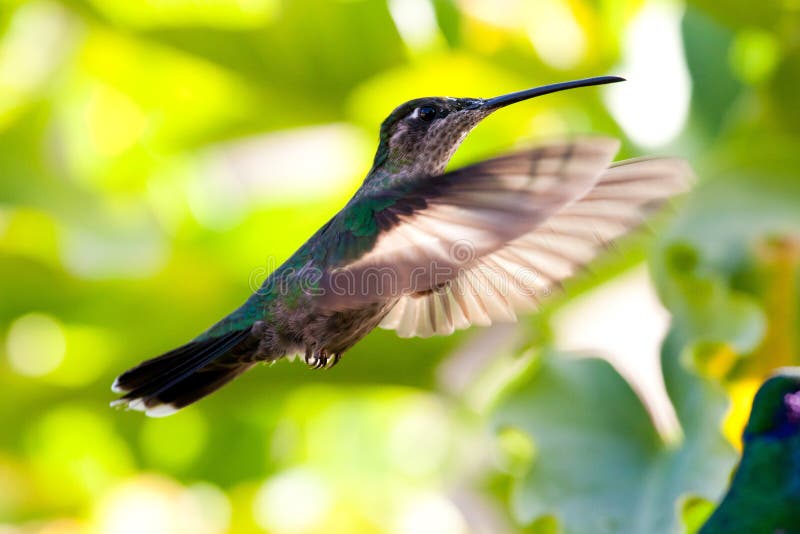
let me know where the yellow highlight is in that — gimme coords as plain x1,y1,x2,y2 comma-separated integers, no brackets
730,28,780,85
461,0,588,69
701,343,739,379
525,0,588,70
27,407,134,508
86,0,278,29
464,19,510,55
722,378,762,451
32,325,116,388
38,519,84,534
87,85,147,157
0,208,60,265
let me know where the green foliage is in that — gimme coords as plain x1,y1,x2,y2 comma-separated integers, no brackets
493,353,735,534
1,0,799,533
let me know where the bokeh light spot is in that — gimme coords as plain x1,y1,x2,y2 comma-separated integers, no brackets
42,325,115,387
605,1,691,147
730,28,779,85
86,85,147,157
186,158,247,231
26,407,133,506
60,210,168,279
0,1,72,126
140,408,209,471
94,476,231,534
526,0,587,70
0,454,34,518
253,468,331,533
180,483,232,534
33,519,83,534
495,426,535,476
99,486,176,534
388,0,441,51
388,399,450,479
393,493,468,534
6,313,66,377
0,209,60,266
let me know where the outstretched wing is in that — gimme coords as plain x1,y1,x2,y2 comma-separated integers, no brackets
315,138,621,309
379,157,693,337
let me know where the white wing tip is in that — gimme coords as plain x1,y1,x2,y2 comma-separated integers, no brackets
110,397,180,417
145,404,180,417
110,377,127,394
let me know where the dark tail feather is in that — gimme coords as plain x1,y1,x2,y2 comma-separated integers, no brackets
111,329,255,417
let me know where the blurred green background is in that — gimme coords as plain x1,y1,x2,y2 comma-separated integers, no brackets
1,0,799,532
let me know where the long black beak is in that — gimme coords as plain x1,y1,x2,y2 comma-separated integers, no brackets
481,75,625,110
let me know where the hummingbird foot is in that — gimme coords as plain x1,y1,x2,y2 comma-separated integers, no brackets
304,348,341,369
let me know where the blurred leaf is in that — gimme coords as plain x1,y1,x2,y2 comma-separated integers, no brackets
685,0,784,31
431,0,462,48
493,353,735,533
657,242,766,358
143,0,407,106
682,7,742,140
769,48,800,135
84,0,279,29
680,495,715,534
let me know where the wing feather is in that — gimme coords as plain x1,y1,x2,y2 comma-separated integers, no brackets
381,157,693,337
317,138,621,308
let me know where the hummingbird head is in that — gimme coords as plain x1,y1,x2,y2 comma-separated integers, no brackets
743,369,800,443
369,75,625,177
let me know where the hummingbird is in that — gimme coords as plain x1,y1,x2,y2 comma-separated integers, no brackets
700,369,800,534
112,76,691,416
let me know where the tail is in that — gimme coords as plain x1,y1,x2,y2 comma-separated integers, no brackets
111,328,257,417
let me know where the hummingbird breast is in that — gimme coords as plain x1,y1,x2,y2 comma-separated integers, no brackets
265,298,397,358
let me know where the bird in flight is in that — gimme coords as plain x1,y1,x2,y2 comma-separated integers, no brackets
112,76,692,416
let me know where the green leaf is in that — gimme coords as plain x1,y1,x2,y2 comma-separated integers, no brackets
493,352,736,533
430,0,462,48
682,7,742,139
685,0,784,31
657,242,766,357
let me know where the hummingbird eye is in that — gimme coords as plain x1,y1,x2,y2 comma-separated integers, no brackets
416,106,437,122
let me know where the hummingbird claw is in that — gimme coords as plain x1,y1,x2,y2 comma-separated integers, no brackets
328,353,341,369
304,347,317,368
303,349,341,369
316,349,328,369
305,348,326,369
